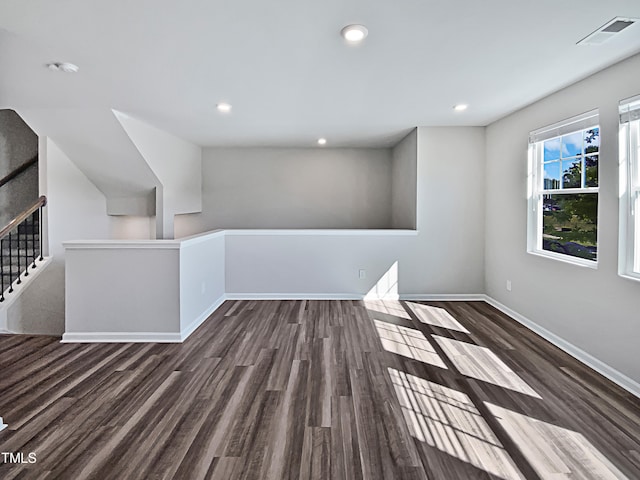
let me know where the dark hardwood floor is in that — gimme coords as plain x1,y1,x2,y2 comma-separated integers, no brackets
0,300,639,479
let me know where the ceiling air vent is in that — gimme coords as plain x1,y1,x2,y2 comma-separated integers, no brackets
577,17,638,45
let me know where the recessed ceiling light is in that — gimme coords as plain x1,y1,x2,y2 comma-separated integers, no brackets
453,104,468,112
46,62,79,73
317,138,327,145
341,24,368,43
216,102,232,113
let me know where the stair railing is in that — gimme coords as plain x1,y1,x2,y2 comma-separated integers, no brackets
0,156,38,189
0,196,46,302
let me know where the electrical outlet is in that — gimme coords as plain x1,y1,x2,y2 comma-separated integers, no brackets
359,269,366,279
506,280,512,292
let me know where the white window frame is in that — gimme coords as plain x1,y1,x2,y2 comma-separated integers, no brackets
527,110,600,268
619,95,640,281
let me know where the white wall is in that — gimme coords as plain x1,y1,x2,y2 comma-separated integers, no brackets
110,216,156,240
174,147,393,235
19,108,160,216
115,111,202,239
225,231,417,295
417,127,486,285
485,52,640,383
63,232,226,341
391,128,417,229
6,138,115,334
179,232,225,332
225,127,486,296
65,244,181,336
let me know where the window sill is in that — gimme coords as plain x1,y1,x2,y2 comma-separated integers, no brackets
619,272,640,284
527,250,598,269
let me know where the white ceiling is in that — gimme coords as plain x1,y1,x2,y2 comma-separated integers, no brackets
1,0,640,147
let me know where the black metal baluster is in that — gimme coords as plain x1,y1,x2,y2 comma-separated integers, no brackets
38,207,43,261
1,238,4,302
16,227,22,284
8,232,14,293
31,211,37,269
23,223,29,278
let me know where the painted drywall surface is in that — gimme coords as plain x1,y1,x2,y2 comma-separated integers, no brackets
225,128,486,295
179,234,225,330
414,127,486,291
110,216,155,240
115,111,202,239
225,233,415,294
65,247,180,333
6,139,115,334
174,147,393,234
485,53,640,382
391,128,417,229
0,109,38,227
114,111,202,214
18,108,159,216
174,212,201,239
45,140,114,258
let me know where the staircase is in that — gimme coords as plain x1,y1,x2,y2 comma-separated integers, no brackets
1,213,41,299
0,198,45,304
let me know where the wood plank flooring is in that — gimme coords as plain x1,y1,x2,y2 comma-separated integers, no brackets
0,300,639,479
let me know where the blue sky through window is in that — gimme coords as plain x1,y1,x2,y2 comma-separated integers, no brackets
562,131,583,157
544,128,599,162
544,162,560,180
544,138,561,161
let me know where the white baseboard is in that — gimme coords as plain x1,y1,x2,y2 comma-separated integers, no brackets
61,332,183,343
61,295,228,344
225,293,364,300
484,295,640,399
180,295,226,341
400,294,487,301
224,293,488,301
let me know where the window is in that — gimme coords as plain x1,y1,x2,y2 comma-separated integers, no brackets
619,95,640,280
528,111,599,266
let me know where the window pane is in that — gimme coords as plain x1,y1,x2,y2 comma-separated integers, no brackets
544,138,561,161
543,162,560,190
562,159,582,188
562,131,583,157
584,127,599,154
585,155,598,187
542,194,598,261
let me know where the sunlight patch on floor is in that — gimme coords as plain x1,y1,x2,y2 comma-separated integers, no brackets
389,368,525,480
405,302,470,333
486,402,628,479
434,336,542,398
365,299,412,320
374,320,447,368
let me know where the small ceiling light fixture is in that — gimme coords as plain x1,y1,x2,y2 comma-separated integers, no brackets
317,138,327,145
46,62,79,73
341,24,368,43
453,104,468,112
216,102,232,113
